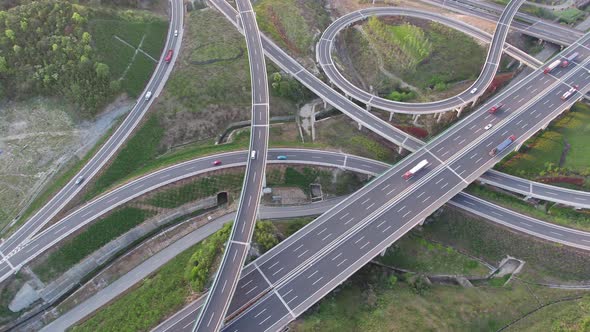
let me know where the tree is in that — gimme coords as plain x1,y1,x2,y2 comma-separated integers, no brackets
0,56,7,73
4,29,15,41
95,62,109,78
81,31,91,44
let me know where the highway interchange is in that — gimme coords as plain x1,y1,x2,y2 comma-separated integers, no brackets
2,0,590,331
192,0,271,330
317,6,541,113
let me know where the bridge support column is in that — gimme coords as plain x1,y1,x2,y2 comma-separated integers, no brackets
346,93,351,100
398,146,404,154
413,114,420,125
323,98,328,109
455,105,464,118
358,122,362,131
262,173,267,189
437,112,444,123
366,103,371,112
538,39,544,45
418,218,426,226
515,142,523,152
389,112,394,122
541,122,549,130
472,97,478,107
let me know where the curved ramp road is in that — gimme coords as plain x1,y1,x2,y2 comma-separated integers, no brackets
221,29,590,332
423,0,582,46
209,0,424,152
192,0,270,330
318,6,534,114
0,0,185,263
1,148,588,286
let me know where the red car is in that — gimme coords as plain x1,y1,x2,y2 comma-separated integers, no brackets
213,160,222,166
164,50,173,63
488,103,504,114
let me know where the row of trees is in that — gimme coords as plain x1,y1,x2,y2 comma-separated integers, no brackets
0,0,119,115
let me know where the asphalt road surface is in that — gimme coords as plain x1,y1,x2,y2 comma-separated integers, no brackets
3,148,588,288
192,0,270,330
317,6,542,114
423,0,582,46
0,0,185,266
219,29,590,332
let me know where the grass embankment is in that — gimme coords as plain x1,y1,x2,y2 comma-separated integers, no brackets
346,17,485,101
89,13,168,97
499,102,590,180
266,166,367,196
379,234,489,276
467,183,590,232
33,207,153,283
315,116,400,163
292,272,587,332
81,9,251,200
423,208,590,282
255,0,330,56
85,114,164,199
507,295,590,331
146,173,245,208
71,221,280,331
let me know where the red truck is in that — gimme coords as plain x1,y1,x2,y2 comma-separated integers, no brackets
543,59,561,74
488,103,504,114
164,50,173,63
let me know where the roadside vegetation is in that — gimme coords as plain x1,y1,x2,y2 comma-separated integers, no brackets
378,234,489,276
292,267,587,332
89,11,167,97
0,0,166,114
467,183,590,232
71,220,280,331
498,102,590,189
423,208,590,282
254,0,330,57
32,207,154,283
339,17,486,102
146,173,245,209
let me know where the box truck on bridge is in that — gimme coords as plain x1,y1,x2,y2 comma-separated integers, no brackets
403,159,428,180
561,52,579,68
489,135,516,156
561,85,579,101
543,59,561,74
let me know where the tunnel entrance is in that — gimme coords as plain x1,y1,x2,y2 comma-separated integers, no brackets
217,192,228,205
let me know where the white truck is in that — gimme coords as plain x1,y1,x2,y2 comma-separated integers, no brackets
403,159,428,180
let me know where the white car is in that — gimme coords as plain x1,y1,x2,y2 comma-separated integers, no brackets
174,30,178,37
75,176,85,185
470,88,478,94
145,91,152,100
484,123,493,130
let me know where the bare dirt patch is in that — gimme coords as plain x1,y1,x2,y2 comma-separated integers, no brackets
0,97,132,229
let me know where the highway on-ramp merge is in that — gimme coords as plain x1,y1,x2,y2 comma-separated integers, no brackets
220,27,590,331
192,0,270,330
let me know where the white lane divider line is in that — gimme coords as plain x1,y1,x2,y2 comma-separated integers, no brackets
254,262,273,288
0,251,14,270
274,289,296,318
424,148,469,184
